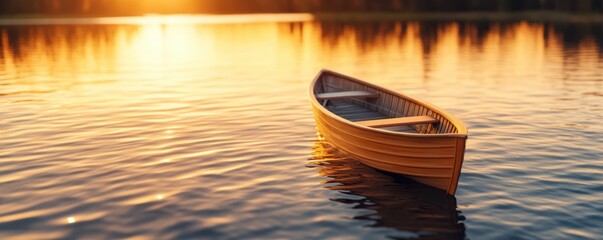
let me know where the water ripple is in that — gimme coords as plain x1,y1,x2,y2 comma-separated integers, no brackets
1,20,603,239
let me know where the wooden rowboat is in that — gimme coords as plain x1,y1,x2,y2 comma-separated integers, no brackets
309,69,468,195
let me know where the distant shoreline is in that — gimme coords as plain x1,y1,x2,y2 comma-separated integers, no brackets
312,11,603,22
0,11,602,23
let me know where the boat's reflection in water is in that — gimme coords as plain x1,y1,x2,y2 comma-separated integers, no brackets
309,138,466,239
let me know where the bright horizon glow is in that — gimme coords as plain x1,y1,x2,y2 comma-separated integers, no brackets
0,14,316,26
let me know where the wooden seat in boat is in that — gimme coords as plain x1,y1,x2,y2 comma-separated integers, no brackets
315,91,379,100
356,116,439,128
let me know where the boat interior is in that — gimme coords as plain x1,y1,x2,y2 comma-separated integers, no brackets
314,74,459,135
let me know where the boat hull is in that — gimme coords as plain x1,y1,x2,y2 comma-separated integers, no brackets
309,70,467,195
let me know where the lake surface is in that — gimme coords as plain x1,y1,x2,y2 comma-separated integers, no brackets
1,14,602,239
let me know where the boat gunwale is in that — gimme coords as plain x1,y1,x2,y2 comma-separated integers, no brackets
309,69,468,139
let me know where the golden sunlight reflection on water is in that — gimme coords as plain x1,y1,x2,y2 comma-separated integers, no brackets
2,19,600,97
0,15,602,239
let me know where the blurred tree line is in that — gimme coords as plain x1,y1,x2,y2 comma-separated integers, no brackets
0,0,602,16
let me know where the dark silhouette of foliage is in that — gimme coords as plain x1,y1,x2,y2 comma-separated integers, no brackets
0,0,602,16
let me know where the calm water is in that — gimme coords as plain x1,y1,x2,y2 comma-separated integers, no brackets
1,15,602,239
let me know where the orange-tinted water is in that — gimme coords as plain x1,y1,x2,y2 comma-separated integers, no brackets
1,15,602,239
